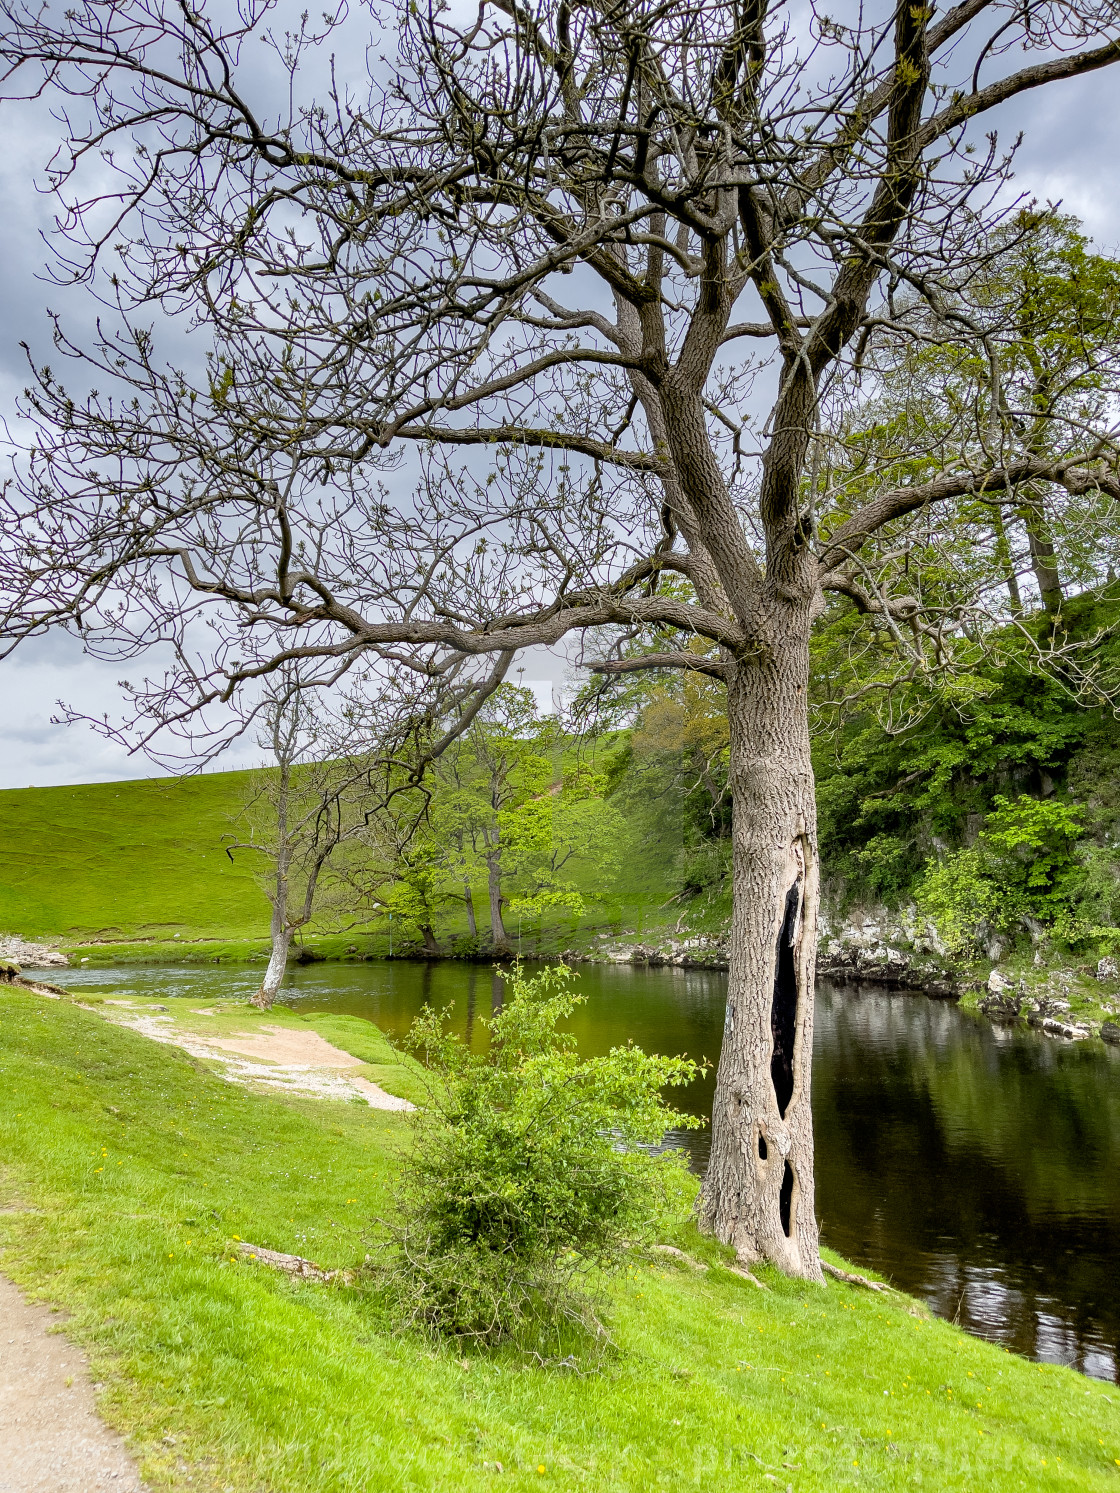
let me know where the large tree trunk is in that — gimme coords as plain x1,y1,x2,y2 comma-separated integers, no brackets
463,881,478,937
486,850,512,953
419,922,441,956
1017,494,1063,631
698,635,824,1283
253,907,291,1010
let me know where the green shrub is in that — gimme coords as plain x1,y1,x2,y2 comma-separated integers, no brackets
913,845,1003,955
449,933,482,959
381,962,701,1350
914,794,1110,954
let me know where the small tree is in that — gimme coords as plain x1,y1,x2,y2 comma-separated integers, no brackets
432,687,624,949
226,677,363,1006
500,756,625,933
431,687,548,954
384,962,701,1347
366,828,451,957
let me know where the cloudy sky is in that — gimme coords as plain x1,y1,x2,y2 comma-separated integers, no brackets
1,22,1119,788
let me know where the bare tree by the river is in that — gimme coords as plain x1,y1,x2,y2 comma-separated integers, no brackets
224,670,364,1008
3,0,1120,1279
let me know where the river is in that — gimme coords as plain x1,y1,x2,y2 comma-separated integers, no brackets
46,957,1120,1381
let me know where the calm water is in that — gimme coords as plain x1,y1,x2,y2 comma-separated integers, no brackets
50,958,1120,1381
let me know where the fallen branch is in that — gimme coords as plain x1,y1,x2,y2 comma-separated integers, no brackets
237,1240,354,1284
821,1260,890,1293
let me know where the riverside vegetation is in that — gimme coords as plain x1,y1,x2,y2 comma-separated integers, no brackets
4,634,1120,1039
3,979,1119,1491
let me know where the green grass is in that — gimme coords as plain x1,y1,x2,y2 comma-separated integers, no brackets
0,769,687,959
1,989,1117,1491
0,773,268,942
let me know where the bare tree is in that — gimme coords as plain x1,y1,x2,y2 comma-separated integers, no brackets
3,0,1120,1280
225,670,364,1007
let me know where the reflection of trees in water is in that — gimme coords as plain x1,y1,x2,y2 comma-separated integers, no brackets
464,965,478,1045
814,982,1120,1381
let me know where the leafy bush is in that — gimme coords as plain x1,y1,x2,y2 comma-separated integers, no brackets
449,933,482,959
381,963,701,1350
913,846,1004,955
915,794,1107,954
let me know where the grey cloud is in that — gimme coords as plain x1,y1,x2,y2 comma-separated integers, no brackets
0,18,1118,783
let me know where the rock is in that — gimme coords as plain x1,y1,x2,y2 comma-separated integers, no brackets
0,936,68,969
1101,1022,1120,1045
986,968,1014,994
1096,957,1119,981
1040,1018,1090,1040
979,991,1022,1019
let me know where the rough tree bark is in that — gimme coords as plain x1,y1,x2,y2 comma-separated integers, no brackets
1018,492,1064,630
486,848,511,954
252,766,294,1010
418,922,441,957
253,902,292,1011
697,610,822,1280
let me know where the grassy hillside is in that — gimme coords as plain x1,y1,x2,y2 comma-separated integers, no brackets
0,766,680,959
2,986,1117,1492
0,773,268,942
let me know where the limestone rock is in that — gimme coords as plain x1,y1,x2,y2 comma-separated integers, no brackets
0,936,68,969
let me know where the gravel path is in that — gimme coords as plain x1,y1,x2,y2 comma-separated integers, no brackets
0,1276,146,1492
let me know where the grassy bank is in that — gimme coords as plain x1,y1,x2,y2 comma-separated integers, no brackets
1,987,1117,1491
0,773,267,943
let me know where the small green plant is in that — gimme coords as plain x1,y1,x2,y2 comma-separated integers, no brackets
381,962,702,1350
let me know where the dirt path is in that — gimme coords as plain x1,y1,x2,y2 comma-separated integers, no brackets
99,1009,414,1110
0,1275,146,1492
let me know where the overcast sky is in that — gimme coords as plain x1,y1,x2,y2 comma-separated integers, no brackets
2,33,1119,788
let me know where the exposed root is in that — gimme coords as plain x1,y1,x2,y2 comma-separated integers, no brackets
650,1244,707,1271
727,1265,770,1291
648,1244,769,1291
821,1260,890,1293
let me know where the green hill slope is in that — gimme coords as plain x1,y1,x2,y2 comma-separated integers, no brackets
0,773,268,942
0,762,678,958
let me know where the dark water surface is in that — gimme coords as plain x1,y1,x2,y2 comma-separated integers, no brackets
50,958,1120,1380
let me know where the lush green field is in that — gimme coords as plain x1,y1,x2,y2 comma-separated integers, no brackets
1,987,1117,1491
0,769,680,959
0,773,268,942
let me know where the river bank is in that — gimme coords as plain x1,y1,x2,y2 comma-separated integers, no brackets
7,899,1120,1046
2,982,1118,1491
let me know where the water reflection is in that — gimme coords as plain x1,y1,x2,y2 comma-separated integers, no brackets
45,958,1120,1380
